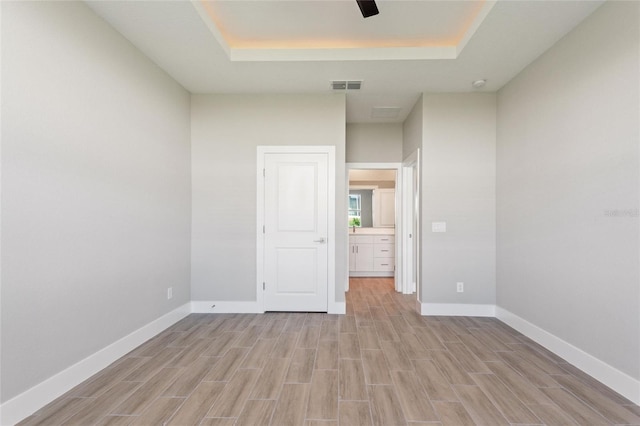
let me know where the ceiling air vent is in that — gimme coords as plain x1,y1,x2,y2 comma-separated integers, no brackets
331,80,362,91
331,81,347,90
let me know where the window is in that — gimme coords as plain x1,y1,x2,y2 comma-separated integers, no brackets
348,194,361,227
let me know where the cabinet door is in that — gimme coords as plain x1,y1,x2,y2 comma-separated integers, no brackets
355,243,374,271
374,257,395,271
373,235,393,244
349,243,357,271
373,243,394,258
354,235,374,244
373,189,395,227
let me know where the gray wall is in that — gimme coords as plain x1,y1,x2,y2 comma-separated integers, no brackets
346,123,403,162
1,1,191,402
496,1,640,379
191,94,347,302
421,94,497,305
402,97,422,161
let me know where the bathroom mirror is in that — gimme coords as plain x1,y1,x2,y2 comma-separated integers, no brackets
349,190,373,227
349,169,396,228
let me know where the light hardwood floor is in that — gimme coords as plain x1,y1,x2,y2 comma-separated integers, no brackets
19,278,640,425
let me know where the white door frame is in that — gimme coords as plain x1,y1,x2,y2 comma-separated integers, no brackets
257,146,336,313
345,162,402,292
401,149,420,297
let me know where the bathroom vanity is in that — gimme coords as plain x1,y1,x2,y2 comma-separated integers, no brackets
349,228,395,277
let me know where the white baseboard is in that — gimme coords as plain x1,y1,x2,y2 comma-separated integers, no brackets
191,300,262,313
0,303,191,426
420,303,496,317
496,306,640,405
192,300,346,315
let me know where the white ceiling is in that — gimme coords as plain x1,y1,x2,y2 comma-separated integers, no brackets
86,0,603,123
199,0,488,53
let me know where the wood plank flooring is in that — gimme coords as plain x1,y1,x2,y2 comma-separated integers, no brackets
18,278,640,425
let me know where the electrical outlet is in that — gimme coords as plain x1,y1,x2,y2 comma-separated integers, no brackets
167,287,173,300
456,282,464,293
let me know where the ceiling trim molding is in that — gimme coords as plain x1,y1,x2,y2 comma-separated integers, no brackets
230,46,457,62
191,0,231,58
456,0,497,56
192,0,496,62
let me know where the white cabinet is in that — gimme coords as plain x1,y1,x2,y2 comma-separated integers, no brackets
373,235,393,244
350,235,374,272
373,189,395,228
373,236,394,272
349,234,394,276
349,242,357,271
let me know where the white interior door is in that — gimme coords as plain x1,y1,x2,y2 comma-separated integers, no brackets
402,166,416,294
263,152,329,312
401,149,420,297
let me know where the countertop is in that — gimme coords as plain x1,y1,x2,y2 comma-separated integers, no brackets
349,227,395,235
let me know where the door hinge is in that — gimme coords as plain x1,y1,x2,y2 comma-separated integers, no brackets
263,225,265,234
263,168,265,178
263,282,266,291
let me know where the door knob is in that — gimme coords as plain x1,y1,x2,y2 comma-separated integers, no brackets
314,237,326,243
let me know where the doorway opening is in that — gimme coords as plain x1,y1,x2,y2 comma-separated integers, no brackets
347,167,397,285
346,156,420,311
346,277,417,316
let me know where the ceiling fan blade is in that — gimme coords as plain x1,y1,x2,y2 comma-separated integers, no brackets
356,0,379,18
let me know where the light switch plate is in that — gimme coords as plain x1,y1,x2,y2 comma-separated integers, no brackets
432,222,447,232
